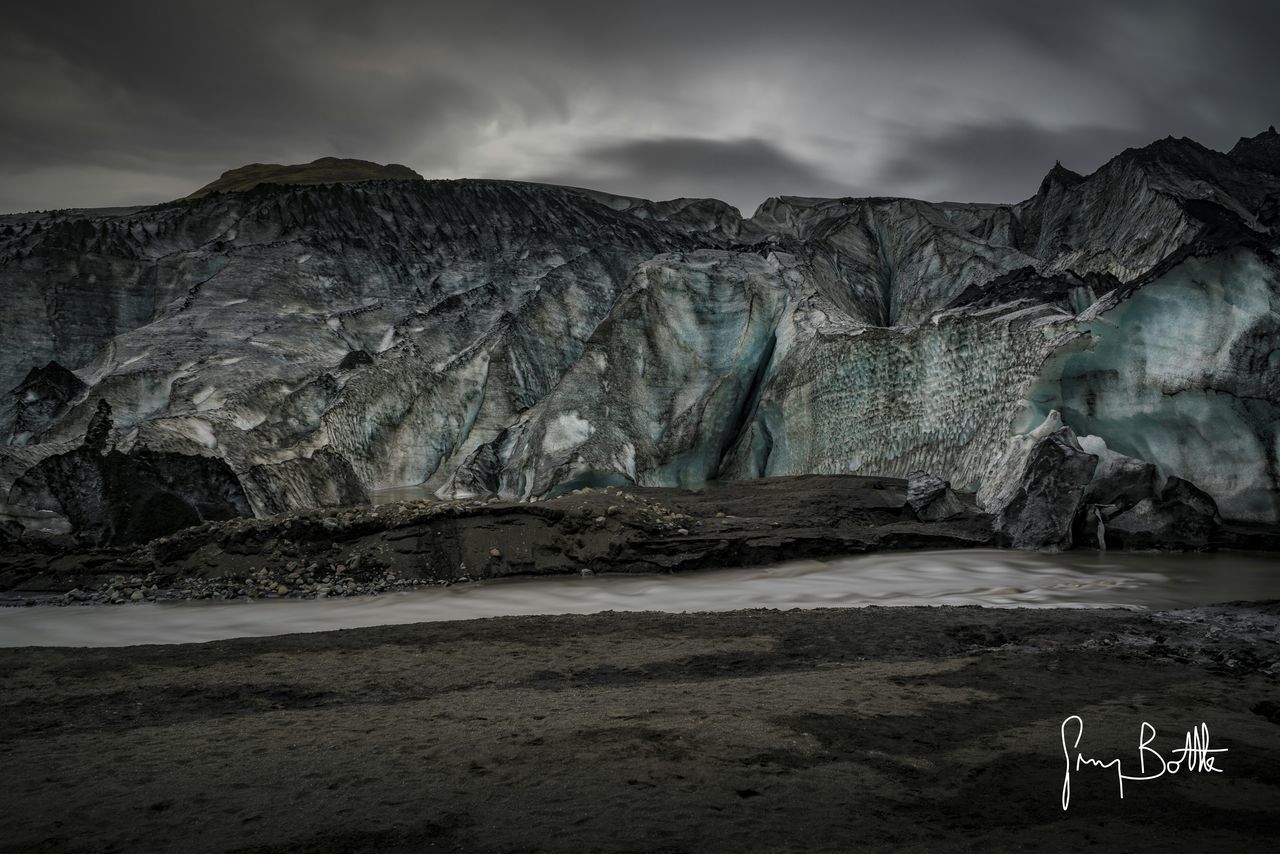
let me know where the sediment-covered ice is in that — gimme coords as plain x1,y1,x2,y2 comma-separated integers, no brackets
2,129,1278,525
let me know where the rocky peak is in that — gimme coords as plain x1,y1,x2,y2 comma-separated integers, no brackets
1110,133,1271,199
1228,126,1280,174
1015,161,1086,251
1037,161,1085,196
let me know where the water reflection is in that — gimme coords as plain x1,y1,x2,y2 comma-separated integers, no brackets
2,549,1277,648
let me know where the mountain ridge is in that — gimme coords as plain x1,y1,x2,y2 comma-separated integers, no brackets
185,156,424,199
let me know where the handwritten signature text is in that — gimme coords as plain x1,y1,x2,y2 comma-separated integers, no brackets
1060,715,1227,810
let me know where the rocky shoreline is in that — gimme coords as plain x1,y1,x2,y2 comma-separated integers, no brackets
21,566,441,607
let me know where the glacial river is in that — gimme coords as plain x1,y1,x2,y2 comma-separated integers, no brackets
1,548,1277,648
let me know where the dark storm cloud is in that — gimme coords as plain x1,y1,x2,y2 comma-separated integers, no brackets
1,3,498,170
1,0,1276,213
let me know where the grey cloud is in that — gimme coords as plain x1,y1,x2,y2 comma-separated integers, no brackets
530,137,854,213
875,122,1147,203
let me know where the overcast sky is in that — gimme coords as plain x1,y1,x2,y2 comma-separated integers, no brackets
2,0,1277,215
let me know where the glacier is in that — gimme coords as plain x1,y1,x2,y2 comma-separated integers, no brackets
1,133,1278,545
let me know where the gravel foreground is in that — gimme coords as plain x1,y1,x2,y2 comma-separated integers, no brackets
1,604,1278,853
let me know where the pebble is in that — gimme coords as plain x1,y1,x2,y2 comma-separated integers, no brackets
488,547,502,559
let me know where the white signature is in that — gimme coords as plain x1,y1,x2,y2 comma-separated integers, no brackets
1060,715,1227,810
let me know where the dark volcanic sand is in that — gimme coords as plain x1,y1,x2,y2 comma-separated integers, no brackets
2,605,1278,853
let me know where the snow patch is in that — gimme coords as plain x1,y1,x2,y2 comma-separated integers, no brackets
233,410,267,430
183,419,218,449
192,386,223,411
543,412,593,454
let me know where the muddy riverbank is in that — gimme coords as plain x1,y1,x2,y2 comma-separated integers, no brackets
1,475,996,601
6,474,1278,607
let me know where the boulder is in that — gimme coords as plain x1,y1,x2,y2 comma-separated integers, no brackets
1103,477,1221,550
1077,435,1161,509
992,427,1099,551
906,470,965,522
1071,435,1162,547
1065,435,1222,550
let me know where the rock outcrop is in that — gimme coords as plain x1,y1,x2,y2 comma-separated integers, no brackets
7,401,251,545
1,130,1278,546
9,361,86,444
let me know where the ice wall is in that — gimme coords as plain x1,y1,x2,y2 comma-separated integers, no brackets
480,250,793,498
3,131,1279,526
1026,248,1280,522
721,306,1078,492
